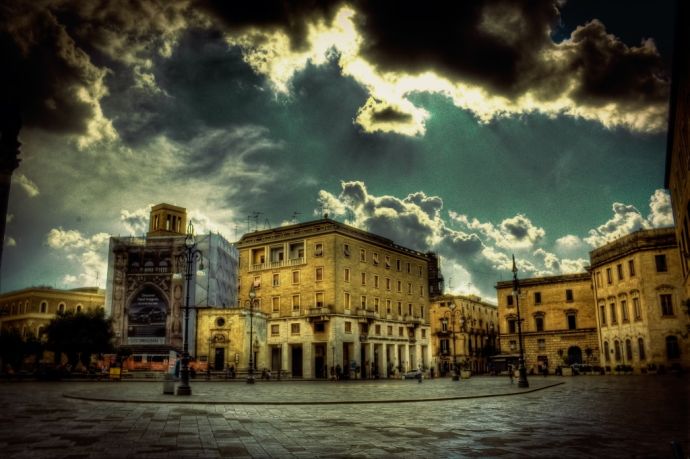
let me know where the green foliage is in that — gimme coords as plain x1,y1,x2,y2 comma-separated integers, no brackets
0,330,45,372
44,309,115,368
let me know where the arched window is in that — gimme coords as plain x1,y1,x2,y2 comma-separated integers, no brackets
58,303,65,313
76,304,83,313
40,301,48,313
625,339,633,361
637,338,646,360
614,340,621,362
666,336,681,359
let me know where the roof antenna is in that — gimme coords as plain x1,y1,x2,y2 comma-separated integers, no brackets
291,211,301,224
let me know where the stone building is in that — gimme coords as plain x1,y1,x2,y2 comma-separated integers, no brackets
0,286,105,338
236,218,441,379
495,273,598,374
590,228,690,373
429,294,498,376
665,0,690,301
105,203,238,363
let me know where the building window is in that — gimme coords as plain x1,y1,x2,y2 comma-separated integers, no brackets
567,313,577,330
272,273,280,287
408,303,413,316
386,299,391,314
291,323,300,335
375,324,381,335
253,276,262,288
344,244,350,257
596,271,602,288
374,298,380,313
344,292,351,310
406,262,411,273
604,341,610,361
396,259,401,271
386,278,391,290
396,280,402,292
440,339,449,354
58,303,65,313
565,289,573,302
638,338,646,360
315,267,323,282
538,339,546,351
420,305,424,317
666,336,681,359
507,295,513,306
534,292,542,304
315,322,325,333
633,297,642,320
387,325,393,336
315,243,323,257
271,324,280,336
399,326,404,336
441,319,448,332
509,340,517,351
407,282,412,294
385,255,391,269
628,259,635,277
40,302,47,313
359,248,366,262
373,253,379,265
361,272,367,286
660,294,674,316
625,339,633,361
292,295,300,311
621,300,629,322
614,340,621,361
421,329,426,339
361,296,367,308
617,264,624,280
655,254,667,273
508,319,516,334
599,304,607,325
345,321,352,333
419,286,424,297
374,275,379,288
397,302,402,315
606,268,612,284
535,316,544,332
610,303,617,324
316,292,324,308
272,297,280,312
344,268,350,282
76,305,82,313
292,270,300,284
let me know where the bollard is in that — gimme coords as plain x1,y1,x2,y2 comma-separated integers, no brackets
162,373,175,395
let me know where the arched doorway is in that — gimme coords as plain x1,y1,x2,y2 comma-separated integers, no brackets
567,346,583,365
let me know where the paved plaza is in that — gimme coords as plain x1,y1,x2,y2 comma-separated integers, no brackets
0,375,687,458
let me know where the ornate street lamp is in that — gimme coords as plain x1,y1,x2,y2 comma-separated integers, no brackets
512,255,529,388
176,221,203,396
442,303,464,380
245,285,259,384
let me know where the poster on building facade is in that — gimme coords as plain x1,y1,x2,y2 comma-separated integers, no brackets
127,285,167,344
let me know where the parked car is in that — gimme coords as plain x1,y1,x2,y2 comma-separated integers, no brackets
401,369,422,380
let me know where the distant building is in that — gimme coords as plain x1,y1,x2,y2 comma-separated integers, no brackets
429,294,498,376
105,203,238,362
236,218,441,379
495,273,598,374
0,286,105,338
590,228,689,373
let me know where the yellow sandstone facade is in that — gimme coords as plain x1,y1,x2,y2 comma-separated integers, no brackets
496,273,598,374
429,294,498,376
0,286,105,338
236,218,440,379
590,228,690,373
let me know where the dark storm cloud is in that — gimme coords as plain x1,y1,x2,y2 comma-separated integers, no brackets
370,106,413,124
350,0,668,107
195,0,343,50
0,1,104,134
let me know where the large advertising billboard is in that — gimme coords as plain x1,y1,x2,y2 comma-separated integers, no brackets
127,285,167,345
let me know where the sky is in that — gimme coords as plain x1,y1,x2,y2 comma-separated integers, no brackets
0,0,678,302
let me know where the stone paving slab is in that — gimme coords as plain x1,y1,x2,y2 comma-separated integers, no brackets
1,375,688,458
61,376,561,404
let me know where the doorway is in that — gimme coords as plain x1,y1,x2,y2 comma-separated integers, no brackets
214,347,225,371
271,346,281,372
314,344,326,379
291,345,303,378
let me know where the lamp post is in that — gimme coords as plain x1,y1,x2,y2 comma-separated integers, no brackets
176,221,203,396
511,255,529,388
245,285,258,384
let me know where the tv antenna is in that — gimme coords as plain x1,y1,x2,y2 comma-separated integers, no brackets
291,211,302,224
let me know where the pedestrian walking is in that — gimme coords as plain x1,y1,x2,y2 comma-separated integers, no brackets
508,364,514,384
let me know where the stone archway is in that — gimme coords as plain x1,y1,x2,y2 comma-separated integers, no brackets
567,346,583,365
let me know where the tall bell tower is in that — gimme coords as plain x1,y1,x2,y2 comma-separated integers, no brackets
147,203,188,237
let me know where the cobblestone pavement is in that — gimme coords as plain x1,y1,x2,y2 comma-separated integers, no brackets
0,375,687,458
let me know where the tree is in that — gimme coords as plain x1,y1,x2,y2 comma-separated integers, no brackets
44,309,114,369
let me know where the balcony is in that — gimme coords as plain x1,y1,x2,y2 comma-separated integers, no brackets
249,257,306,271
359,334,368,342
305,306,331,322
356,308,377,322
